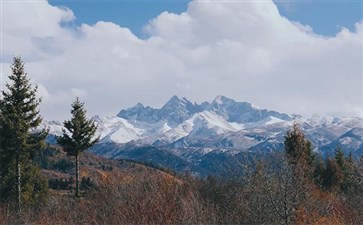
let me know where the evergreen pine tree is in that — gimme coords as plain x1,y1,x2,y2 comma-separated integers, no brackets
57,98,99,197
342,152,358,194
334,145,345,170
359,155,363,185
322,157,344,190
0,57,48,214
313,156,325,186
284,123,315,173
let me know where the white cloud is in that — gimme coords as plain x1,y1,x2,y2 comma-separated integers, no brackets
1,0,362,120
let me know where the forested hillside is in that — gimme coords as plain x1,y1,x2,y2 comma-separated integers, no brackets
1,143,363,224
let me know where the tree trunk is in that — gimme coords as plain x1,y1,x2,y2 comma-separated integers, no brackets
16,156,22,216
75,152,80,197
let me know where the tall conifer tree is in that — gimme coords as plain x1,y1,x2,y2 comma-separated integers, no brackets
57,98,99,197
284,123,314,168
0,57,48,214
334,146,345,169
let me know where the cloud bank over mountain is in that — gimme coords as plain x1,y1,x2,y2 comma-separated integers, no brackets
1,0,362,120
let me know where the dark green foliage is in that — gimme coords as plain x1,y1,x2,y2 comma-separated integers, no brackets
334,146,345,169
359,155,363,179
322,158,343,190
1,162,48,204
48,177,74,190
34,148,75,173
99,162,113,171
57,98,99,197
42,147,59,157
313,156,325,186
284,123,314,168
80,177,94,190
340,152,360,194
33,147,59,169
320,147,361,195
56,98,98,157
52,158,75,173
0,57,48,210
283,123,319,188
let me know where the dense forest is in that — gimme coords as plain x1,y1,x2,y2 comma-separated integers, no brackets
0,58,362,224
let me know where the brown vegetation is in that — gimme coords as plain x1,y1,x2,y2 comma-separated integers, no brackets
1,146,362,225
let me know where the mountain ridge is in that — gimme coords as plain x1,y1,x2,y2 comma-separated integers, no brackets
43,95,363,175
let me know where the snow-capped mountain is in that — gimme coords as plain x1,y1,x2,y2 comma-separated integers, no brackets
117,95,207,128
208,95,293,123
44,95,363,175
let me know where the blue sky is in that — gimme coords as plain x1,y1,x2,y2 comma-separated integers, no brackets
49,0,363,37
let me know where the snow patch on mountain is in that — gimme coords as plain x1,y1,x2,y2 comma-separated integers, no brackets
161,123,172,133
196,111,243,132
92,115,143,144
164,111,243,142
306,114,340,127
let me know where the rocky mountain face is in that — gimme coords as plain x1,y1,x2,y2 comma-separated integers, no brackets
44,95,363,176
117,95,208,127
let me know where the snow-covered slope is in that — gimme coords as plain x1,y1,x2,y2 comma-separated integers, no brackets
92,115,143,144
43,95,363,159
160,111,243,143
320,127,363,157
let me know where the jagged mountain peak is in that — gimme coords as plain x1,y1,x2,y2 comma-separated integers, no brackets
162,95,193,109
211,95,257,108
116,95,295,125
169,95,188,102
207,96,291,123
159,96,202,127
117,95,204,127
210,95,259,112
132,102,145,109
213,95,235,105
117,102,158,123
